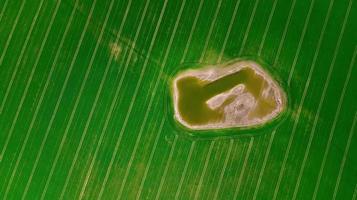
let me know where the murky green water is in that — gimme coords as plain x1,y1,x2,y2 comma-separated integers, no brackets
176,67,278,126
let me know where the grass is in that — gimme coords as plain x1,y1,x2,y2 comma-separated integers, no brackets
0,0,356,199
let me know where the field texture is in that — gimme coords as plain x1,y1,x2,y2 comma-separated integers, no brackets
0,0,356,199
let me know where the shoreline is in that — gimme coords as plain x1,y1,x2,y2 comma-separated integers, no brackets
172,60,287,130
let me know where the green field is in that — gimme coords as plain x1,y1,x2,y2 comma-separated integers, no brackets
0,0,356,199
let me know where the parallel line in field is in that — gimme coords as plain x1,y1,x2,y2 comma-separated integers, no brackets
2,0,61,197
258,0,278,55
332,111,357,200
279,0,331,194
292,0,353,198
103,0,170,197
174,141,196,199
287,0,316,84
0,0,25,66
39,0,99,198
278,0,336,196
94,1,153,198
55,0,117,199
0,0,9,24
117,0,187,197
1,0,45,119
271,0,320,198
240,138,266,198
115,0,171,197
233,137,254,199
76,0,133,198
20,0,81,198
154,135,178,200
199,139,225,199
180,0,205,63
212,139,234,200
0,0,45,160
136,118,166,200
204,142,226,198
227,142,248,197
217,0,241,63
77,51,130,198
252,130,276,200
193,141,216,200
199,0,223,62
273,0,297,66
238,0,260,55
312,35,355,200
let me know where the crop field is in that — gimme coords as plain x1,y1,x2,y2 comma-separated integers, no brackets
0,0,356,199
